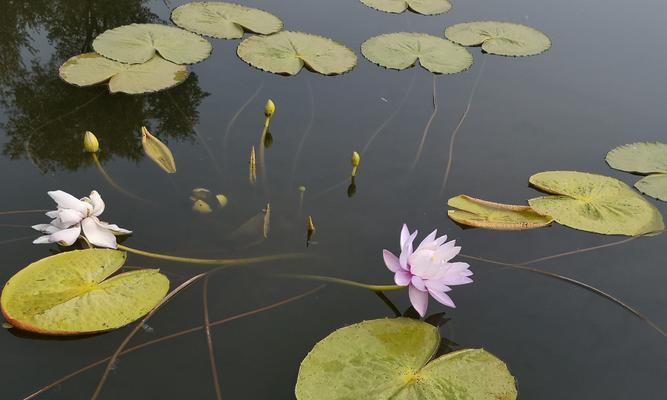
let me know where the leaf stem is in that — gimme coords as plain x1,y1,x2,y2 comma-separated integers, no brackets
278,273,404,292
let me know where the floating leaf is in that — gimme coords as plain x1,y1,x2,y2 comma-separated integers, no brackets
237,31,357,76
59,53,189,94
635,174,667,202
448,195,553,230
606,143,667,201
171,2,283,39
141,126,177,173
528,171,664,236
0,249,169,335
296,318,517,399
361,32,473,74
191,187,211,200
192,199,213,213
361,0,451,15
445,21,551,57
93,23,212,64
216,194,229,207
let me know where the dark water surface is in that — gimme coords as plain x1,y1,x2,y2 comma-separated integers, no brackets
1,0,666,398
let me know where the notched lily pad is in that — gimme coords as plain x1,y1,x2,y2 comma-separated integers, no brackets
528,171,664,236
1,249,169,335
448,195,553,230
59,53,189,94
445,21,551,57
296,318,517,400
237,31,357,76
361,32,473,74
606,142,667,201
93,23,212,64
171,2,283,39
361,0,451,15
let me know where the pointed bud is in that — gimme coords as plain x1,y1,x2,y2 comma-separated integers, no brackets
264,99,275,117
83,131,99,153
351,151,361,177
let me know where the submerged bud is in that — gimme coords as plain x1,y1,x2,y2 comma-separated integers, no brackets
351,151,361,177
83,131,100,153
264,99,275,117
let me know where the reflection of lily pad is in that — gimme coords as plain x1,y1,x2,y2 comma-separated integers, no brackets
296,318,517,400
448,195,552,230
0,249,169,335
93,23,212,64
606,143,667,201
171,2,283,39
445,21,551,57
236,31,357,76
528,171,664,236
361,0,451,15
59,53,189,94
361,32,473,74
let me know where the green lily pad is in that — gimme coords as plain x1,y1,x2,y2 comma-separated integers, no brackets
445,21,551,57
1,249,169,335
59,53,189,94
528,171,664,236
361,0,451,15
606,142,667,174
236,31,357,76
171,2,283,39
635,174,667,202
361,32,473,74
296,318,517,400
448,195,553,230
93,23,212,64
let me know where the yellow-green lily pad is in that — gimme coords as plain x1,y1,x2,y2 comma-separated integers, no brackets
361,0,451,15
1,249,169,335
59,53,189,94
171,2,283,39
236,31,357,76
448,195,553,230
606,142,667,202
635,174,667,202
296,318,517,399
528,171,665,236
361,32,473,74
445,21,551,57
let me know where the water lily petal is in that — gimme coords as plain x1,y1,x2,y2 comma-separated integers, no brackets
45,225,82,246
411,275,426,291
429,288,456,308
400,224,410,248
81,217,117,248
48,190,91,214
383,250,401,272
46,210,59,218
88,190,105,216
32,224,59,234
55,208,85,227
409,285,429,317
97,221,132,235
416,229,437,250
394,270,412,286
424,279,451,293
32,235,52,244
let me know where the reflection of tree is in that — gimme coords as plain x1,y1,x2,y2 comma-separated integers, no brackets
0,0,208,172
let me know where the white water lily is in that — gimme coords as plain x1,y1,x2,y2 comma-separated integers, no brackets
32,190,131,249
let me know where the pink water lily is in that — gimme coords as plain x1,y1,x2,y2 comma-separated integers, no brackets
32,190,131,249
383,224,473,317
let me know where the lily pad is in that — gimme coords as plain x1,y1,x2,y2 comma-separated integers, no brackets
635,174,667,202
528,171,664,236
1,249,169,335
93,23,212,64
171,2,283,39
445,21,551,57
448,195,553,230
59,53,189,94
236,31,357,76
606,143,667,201
296,318,517,400
361,32,473,74
361,0,451,15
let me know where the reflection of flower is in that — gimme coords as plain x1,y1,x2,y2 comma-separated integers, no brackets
33,190,131,249
383,224,473,317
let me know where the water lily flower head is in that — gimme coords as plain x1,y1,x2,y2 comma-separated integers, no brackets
32,190,131,249
383,224,473,317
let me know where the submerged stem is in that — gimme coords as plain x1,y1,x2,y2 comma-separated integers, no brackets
410,75,438,172
279,274,403,292
203,276,223,400
92,154,154,205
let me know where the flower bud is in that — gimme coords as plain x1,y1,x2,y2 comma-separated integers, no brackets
83,131,99,153
351,151,360,177
264,99,275,117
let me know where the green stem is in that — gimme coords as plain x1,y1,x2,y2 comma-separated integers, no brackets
117,244,304,266
279,274,404,292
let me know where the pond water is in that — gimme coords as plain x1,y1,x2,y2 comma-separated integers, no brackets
1,0,666,398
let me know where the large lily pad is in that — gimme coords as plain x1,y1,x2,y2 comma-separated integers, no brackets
448,195,552,230
361,32,473,74
361,0,451,15
171,2,283,39
445,21,551,57
93,23,212,64
296,318,517,399
236,31,357,76
59,53,189,94
528,171,664,236
1,249,169,335
606,142,667,201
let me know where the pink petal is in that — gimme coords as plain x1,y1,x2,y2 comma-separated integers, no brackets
409,285,429,317
394,270,411,286
383,250,401,272
81,217,117,248
416,229,437,250
400,224,410,248
429,289,456,308
424,279,451,293
411,275,426,291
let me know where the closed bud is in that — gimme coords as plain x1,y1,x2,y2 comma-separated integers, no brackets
83,131,99,153
351,151,361,177
264,99,275,117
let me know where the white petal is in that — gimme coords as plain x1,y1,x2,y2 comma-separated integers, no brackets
89,190,105,216
45,210,59,218
33,235,52,244
49,226,82,246
32,224,59,234
81,217,117,248
97,221,132,235
56,208,84,227
48,190,90,213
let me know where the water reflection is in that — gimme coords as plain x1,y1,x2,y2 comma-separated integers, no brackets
0,0,207,173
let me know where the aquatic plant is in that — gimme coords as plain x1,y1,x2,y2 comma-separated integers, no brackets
606,142,667,201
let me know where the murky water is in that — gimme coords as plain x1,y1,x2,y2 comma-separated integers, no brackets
1,0,666,398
